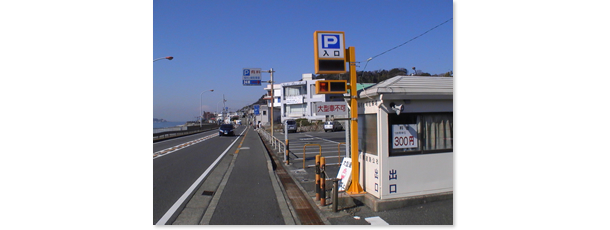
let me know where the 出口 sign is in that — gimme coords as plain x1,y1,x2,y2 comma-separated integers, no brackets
314,101,347,116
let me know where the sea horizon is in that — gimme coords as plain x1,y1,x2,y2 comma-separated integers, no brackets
153,121,187,129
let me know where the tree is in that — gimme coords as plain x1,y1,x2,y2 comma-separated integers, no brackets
442,71,453,77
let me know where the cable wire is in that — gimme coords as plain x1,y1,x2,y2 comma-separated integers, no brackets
362,18,453,63
355,18,452,98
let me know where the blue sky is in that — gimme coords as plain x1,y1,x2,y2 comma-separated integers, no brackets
154,0,453,121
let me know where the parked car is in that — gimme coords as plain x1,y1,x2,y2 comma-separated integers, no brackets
324,121,343,132
285,120,297,133
219,124,235,136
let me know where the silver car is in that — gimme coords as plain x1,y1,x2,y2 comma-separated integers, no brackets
285,120,297,133
324,121,343,132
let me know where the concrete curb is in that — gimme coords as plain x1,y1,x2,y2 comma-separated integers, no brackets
257,130,332,225
198,149,239,225
171,148,233,224
261,136,297,225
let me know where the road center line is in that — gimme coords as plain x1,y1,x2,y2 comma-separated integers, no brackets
153,133,218,159
155,127,247,225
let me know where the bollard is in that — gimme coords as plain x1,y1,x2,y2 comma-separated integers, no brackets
315,155,321,201
320,156,326,206
333,179,339,212
285,139,289,165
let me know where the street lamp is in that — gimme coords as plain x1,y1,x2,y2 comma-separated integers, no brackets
200,89,214,127
154,56,174,62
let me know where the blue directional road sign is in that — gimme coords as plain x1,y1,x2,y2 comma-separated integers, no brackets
243,68,262,86
253,105,260,115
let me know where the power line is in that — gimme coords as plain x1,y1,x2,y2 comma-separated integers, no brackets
356,18,452,95
362,18,453,64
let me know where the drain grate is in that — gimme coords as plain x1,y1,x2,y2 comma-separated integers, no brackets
202,190,215,196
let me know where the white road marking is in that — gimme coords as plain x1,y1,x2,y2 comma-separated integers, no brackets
153,130,215,144
304,134,341,143
365,216,390,225
153,133,218,159
155,127,247,225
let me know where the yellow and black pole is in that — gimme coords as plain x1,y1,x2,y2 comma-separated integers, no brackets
346,46,364,194
285,139,289,165
320,156,326,206
315,155,321,200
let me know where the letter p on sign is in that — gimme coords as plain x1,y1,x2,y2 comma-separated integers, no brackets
322,35,340,48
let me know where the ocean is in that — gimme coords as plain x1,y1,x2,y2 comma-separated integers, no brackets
153,121,187,129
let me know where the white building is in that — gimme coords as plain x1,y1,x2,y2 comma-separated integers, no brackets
280,74,326,122
262,84,281,125
274,73,350,123
356,75,453,204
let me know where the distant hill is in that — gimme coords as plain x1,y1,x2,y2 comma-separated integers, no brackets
153,118,167,123
314,68,452,82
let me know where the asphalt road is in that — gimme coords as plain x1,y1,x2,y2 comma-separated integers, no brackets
153,126,246,224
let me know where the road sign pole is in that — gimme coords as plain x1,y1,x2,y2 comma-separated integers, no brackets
270,68,274,139
262,68,275,137
346,46,364,194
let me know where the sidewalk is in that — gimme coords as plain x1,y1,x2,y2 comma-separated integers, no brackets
172,126,295,225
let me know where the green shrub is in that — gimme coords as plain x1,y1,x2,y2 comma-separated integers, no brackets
295,118,310,127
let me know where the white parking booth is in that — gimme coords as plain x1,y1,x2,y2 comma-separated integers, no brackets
356,76,453,200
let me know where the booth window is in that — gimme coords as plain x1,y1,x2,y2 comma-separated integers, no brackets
358,114,378,155
388,112,453,156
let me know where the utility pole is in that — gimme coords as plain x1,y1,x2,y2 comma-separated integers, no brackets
263,68,275,138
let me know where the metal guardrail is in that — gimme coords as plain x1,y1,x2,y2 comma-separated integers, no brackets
258,128,346,168
303,144,321,169
153,125,219,141
337,142,346,165
153,126,187,134
257,128,286,156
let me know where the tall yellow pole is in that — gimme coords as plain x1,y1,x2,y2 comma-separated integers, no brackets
346,46,364,194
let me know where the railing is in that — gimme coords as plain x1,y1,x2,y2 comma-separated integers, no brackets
303,144,321,169
337,142,346,165
153,125,219,141
153,126,187,134
257,127,286,156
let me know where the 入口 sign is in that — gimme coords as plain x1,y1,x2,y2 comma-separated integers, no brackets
314,31,346,74
316,33,344,59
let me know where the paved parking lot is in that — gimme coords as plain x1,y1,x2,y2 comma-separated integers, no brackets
270,129,453,225
273,129,349,168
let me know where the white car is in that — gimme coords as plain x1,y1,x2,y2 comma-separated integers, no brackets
324,121,343,132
